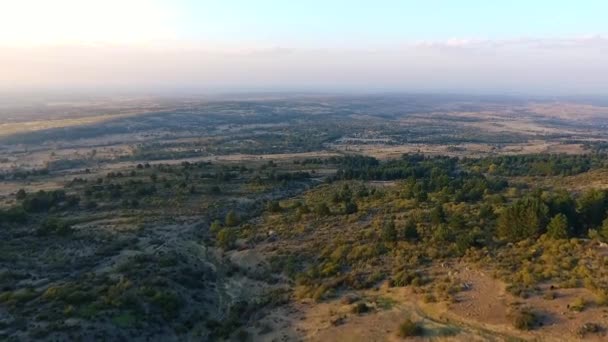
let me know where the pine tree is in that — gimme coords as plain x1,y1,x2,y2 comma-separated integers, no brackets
577,189,607,231
430,205,446,226
382,219,397,242
403,219,419,241
546,213,569,239
600,217,608,241
344,201,358,214
497,196,549,242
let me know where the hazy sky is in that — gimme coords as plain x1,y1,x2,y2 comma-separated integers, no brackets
1,0,607,94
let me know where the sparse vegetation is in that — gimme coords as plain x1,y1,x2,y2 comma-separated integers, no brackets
3,96,608,340
510,307,538,330
397,318,423,337
351,302,371,314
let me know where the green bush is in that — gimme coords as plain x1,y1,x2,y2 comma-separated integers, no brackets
37,218,73,236
151,291,181,319
210,219,222,234
225,210,240,227
569,297,587,312
344,201,358,214
217,228,236,249
397,318,422,337
314,203,331,216
402,219,419,241
112,312,137,328
510,308,538,330
351,302,370,314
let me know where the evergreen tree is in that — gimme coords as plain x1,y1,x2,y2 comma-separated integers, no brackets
546,213,569,239
497,196,548,242
430,205,446,225
382,219,397,242
344,201,358,214
403,219,419,241
600,217,608,241
577,189,607,231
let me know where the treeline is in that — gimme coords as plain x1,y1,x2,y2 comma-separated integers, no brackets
0,189,79,225
583,141,608,154
333,154,451,181
331,154,507,203
0,168,50,181
295,154,608,245
330,153,606,180
497,189,608,242
465,154,605,176
298,155,379,167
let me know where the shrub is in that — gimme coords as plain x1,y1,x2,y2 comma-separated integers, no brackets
65,290,94,305
510,308,538,330
344,201,358,214
596,291,608,306
351,302,370,314
397,318,422,337
234,329,249,342
151,291,181,319
381,220,397,242
267,201,282,213
600,218,608,241
225,210,239,227
569,297,587,312
112,312,137,328
210,220,222,234
217,228,236,249
402,219,419,241
16,189,27,200
340,294,359,305
314,203,331,216
296,205,310,216
390,271,420,287
422,293,436,303
577,322,602,337
37,218,73,236
543,291,557,300
312,285,330,302
0,206,27,224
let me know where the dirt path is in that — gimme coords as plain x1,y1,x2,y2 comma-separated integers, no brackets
254,286,530,342
254,262,606,341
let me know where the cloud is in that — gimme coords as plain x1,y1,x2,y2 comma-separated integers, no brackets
0,36,607,95
412,36,608,50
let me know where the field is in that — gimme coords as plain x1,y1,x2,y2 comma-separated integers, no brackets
2,94,608,341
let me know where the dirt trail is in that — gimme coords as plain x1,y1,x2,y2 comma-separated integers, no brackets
257,263,605,341
256,285,530,342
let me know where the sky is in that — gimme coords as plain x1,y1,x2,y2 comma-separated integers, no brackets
0,0,607,94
